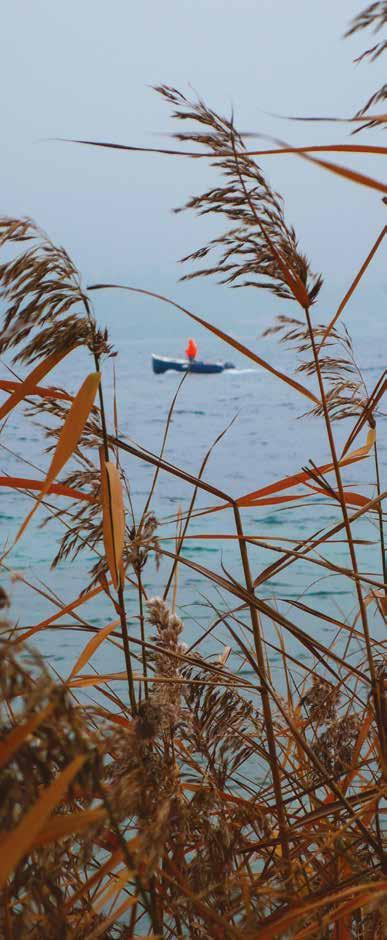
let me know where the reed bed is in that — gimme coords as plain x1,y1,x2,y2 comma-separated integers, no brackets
0,4,386,937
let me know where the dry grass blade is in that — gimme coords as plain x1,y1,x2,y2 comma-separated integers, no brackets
0,754,86,889
0,348,72,421
0,702,55,771
31,806,107,849
16,582,105,641
69,617,120,678
89,283,320,404
342,374,385,454
0,377,71,403
267,111,387,125
0,475,93,501
88,895,138,940
191,427,376,517
64,135,387,159
100,455,125,590
255,880,387,940
320,226,387,347
10,371,101,547
157,544,370,683
163,412,238,600
266,138,387,194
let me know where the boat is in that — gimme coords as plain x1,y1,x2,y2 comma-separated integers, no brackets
152,354,235,375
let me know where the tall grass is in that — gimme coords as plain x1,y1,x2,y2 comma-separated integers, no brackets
0,4,386,937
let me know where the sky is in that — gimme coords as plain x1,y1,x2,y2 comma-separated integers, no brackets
1,0,386,340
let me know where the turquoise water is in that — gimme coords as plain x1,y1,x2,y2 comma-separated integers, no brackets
1,301,385,687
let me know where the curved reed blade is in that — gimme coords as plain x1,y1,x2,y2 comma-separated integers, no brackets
320,226,387,347
0,755,86,889
0,476,93,501
0,348,73,422
10,372,101,549
61,136,387,158
89,283,320,404
100,455,125,591
69,618,120,679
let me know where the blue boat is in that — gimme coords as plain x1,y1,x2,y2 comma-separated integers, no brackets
152,354,235,375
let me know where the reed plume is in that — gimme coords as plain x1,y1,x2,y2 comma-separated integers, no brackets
155,86,323,306
345,2,387,129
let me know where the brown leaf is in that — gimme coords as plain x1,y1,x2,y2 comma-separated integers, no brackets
69,618,120,678
0,348,73,422
100,453,125,590
11,372,101,548
0,755,86,888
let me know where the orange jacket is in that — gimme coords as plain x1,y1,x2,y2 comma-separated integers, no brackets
185,338,198,359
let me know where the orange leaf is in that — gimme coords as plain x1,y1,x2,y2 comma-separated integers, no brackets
247,143,387,157
199,428,376,516
0,475,93,502
0,755,86,888
32,806,107,848
16,582,106,644
47,372,101,483
292,148,387,194
12,372,101,547
238,428,376,506
100,455,125,590
0,347,73,422
69,618,120,678
67,671,129,688
88,709,134,729
0,702,55,771
0,378,71,402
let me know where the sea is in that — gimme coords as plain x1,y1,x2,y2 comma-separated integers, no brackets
1,298,385,695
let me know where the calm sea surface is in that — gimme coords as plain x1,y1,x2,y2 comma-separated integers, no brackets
1,301,385,688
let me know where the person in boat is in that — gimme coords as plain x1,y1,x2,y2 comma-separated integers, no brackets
185,338,198,362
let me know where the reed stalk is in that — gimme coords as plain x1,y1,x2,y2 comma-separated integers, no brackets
84,296,137,716
304,306,385,760
233,505,291,876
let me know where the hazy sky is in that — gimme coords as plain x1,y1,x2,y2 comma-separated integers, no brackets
1,1,386,336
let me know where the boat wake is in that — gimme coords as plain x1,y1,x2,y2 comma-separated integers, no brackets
225,368,258,375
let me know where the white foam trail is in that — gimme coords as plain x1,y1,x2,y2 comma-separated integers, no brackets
226,368,258,375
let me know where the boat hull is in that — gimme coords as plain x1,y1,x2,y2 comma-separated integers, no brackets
152,355,234,375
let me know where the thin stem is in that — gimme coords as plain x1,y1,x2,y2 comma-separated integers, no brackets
137,567,148,701
83,294,109,462
373,438,387,592
96,778,160,933
233,504,291,878
117,581,137,716
304,306,385,758
83,295,136,714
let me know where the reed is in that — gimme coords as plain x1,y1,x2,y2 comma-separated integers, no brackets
0,4,386,937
